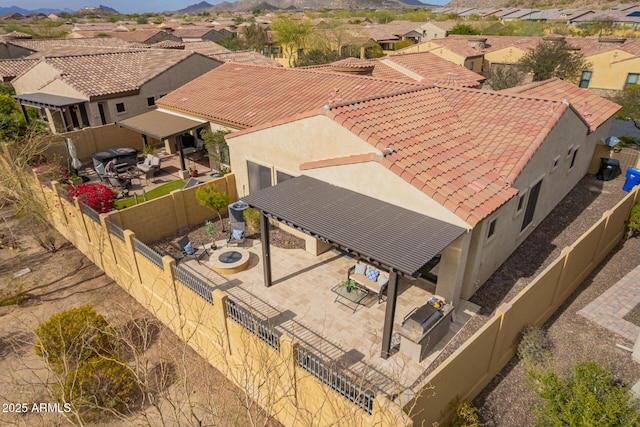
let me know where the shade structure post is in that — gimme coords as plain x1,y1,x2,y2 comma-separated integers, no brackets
381,269,398,359
260,211,272,287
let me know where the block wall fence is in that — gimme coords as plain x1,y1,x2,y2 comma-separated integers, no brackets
24,158,639,426
32,172,411,427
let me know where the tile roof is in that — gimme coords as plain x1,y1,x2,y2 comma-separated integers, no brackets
499,77,621,132
71,29,175,43
323,87,521,226
7,38,132,52
235,85,574,225
0,58,38,81
34,50,213,99
303,53,483,87
156,63,425,128
181,40,230,55
363,20,427,42
172,27,219,38
442,87,571,183
383,51,485,86
209,51,281,67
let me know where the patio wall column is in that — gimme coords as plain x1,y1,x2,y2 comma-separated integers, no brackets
260,211,272,287
177,134,187,171
381,269,399,359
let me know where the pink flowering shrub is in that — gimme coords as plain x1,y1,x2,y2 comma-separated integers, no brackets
66,183,116,214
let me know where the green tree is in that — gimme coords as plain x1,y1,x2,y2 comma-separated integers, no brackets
530,361,640,426
195,185,229,229
394,38,414,50
295,49,340,67
614,84,640,130
518,39,590,82
449,23,480,35
271,16,311,67
241,22,268,52
483,65,525,90
201,128,230,171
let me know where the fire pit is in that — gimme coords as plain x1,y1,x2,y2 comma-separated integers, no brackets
211,248,250,274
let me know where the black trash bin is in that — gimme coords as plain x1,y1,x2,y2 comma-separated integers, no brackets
596,158,620,181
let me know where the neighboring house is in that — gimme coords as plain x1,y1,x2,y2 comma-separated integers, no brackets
396,36,485,73
70,29,181,45
306,53,484,87
0,37,133,59
11,50,221,134
0,58,37,82
172,27,226,43
363,20,428,52
148,63,618,306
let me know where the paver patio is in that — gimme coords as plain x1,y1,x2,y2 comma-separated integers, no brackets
177,237,480,396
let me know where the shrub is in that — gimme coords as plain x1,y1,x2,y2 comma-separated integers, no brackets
243,208,261,235
56,356,137,416
34,305,116,373
66,183,116,214
531,361,640,426
517,325,552,367
445,397,481,427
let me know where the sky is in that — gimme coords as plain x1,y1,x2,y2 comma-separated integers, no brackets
11,0,448,15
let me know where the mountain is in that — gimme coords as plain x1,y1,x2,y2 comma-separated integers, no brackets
99,4,119,13
0,6,73,15
212,0,432,11
178,1,216,12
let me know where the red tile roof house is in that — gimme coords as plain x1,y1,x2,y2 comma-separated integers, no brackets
154,63,619,316
10,49,222,134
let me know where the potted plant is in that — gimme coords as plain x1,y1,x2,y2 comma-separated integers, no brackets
342,279,357,293
188,166,198,177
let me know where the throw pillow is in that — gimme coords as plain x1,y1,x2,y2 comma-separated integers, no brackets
377,274,389,287
232,229,243,240
354,262,366,275
184,242,195,255
366,267,379,282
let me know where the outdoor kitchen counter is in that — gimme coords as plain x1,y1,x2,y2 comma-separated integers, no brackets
397,303,453,362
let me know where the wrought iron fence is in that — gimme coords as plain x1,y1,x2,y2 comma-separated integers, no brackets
106,220,124,241
133,237,164,270
295,346,375,415
224,299,280,351
80,202,100,223
172,264,213,304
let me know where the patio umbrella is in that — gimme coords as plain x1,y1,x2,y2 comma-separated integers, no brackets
66,138,82,171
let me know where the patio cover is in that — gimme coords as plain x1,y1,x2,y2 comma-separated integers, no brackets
116,110,205,140
14,93,87,109
242,175,466,276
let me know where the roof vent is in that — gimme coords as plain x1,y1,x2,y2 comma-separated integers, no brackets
329,57,376,76
597,36,626,45
466,37,487,50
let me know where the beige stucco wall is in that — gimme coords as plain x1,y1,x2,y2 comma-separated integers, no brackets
584,49,638,92
483,46,528,70
460,109,595,299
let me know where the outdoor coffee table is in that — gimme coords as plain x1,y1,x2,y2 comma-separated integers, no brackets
331,283,369,313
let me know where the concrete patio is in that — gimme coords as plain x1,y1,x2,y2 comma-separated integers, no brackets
176,236,480,397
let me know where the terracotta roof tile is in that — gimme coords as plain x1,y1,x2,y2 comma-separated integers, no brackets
500,77,620,131
39,50,215,99
6,37,132,52
158,63,425,128
0,58,38,81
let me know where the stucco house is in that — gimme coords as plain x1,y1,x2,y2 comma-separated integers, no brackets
148,64,619,313
11,49,221,134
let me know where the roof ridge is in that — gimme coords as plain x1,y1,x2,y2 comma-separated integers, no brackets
443,84,563,104
327,85,434,110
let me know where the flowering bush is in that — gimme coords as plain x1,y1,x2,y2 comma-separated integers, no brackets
67,183,116,214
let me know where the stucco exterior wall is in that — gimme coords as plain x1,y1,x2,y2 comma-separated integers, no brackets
460,109,593,299
584,49,638,91
12,62,74,96
483,46,528,70
228,115,376,197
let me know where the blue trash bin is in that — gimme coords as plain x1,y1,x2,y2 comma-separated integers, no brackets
623,168,640,192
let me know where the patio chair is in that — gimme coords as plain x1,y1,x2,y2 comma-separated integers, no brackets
227,222,246,247
137,155,161,182
177,236,209,264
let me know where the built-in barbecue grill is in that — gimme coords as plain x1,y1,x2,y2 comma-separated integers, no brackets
402,303,443,335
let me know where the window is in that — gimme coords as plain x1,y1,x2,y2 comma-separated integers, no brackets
552,156,560,172
569,148,579,170
247,161,272,193
521,180,542,231
487,219,497,239
297,48,304,58
625,73,639,89
146,97,155,107
276,171,294,183
263,47,269,56
115,102,125,113
516,194,526,213
579,71,592,88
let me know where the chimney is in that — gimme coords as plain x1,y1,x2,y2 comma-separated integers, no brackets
542,34,566,43
360,46,366,59
466,37,487,50
598,36,626,46
329,58,375,76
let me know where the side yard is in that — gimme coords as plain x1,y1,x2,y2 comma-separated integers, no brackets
0,207,280,427
472,175,640,425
